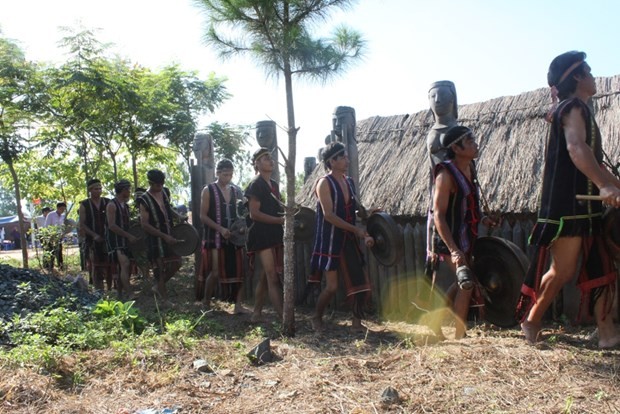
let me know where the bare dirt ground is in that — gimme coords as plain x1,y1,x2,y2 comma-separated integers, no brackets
1,251,620,413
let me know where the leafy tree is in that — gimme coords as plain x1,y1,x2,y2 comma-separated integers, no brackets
40,27,112,189
195,0,365,335
0,185,17,216
206,121,252,184
159,65,230,172
0,34,48,267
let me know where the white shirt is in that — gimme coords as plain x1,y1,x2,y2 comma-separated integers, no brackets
35,215,47,229
44,211,65,227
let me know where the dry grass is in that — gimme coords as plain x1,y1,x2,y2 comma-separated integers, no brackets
1,259,620,413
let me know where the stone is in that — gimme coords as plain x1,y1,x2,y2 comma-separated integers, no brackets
247,338,273,365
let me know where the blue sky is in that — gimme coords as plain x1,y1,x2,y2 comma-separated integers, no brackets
2,0,620,171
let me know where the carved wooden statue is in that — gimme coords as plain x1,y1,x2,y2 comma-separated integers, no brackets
426,81,458,169
256,120,280,183
330,106,359,193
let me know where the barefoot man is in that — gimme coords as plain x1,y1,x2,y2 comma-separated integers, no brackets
199,159,247,313
245,148,284,322
138,169,181,301
106,179,139,300
309,142,374,332
517,51,620,348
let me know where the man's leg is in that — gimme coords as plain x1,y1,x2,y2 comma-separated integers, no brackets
117,251,132,300
164,258,181,282
453,286,473,339
311,270,338,331
522,236,581,343
56,243,64,270
252,271,268,322
594,291,620,348
203,250,220,307
153,258,168,300
252,248,283,319
234,284,247,314
90,249,104,290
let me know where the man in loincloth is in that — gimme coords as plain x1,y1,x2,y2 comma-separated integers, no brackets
245,148,284,322
78,179,111,289
199,159,247,313
138,169,182,301
309,141,375,332
427,125,497,339
516,51,620,348
106,179,139,300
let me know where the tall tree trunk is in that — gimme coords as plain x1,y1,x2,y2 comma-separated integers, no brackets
282,66,296,337
7,160,29,268
131,152,139,190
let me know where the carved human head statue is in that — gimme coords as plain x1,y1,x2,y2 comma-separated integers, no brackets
256,120,277,148
428,81,458,122
192,132,214,166
332,106,356,139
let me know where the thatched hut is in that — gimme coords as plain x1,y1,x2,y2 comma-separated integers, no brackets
295,75,620,319
298,75,620,219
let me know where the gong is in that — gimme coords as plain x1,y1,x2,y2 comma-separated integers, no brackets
603,208,620,261
471,236,529,328
229,218,249,247
366,211,403,267
170,223,200,256
127,224,147,256
294,207,316,242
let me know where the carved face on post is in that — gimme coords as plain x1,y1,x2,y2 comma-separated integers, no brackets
332,106,356,142
428,81,458,121
193,133,214,166
256,120,276,148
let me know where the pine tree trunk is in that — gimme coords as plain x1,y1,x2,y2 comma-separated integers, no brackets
282,67,296,337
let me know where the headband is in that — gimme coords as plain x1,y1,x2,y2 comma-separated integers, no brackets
555,60,584,86
547,60,584,122
322,143,346,163
252,148,270,164
449,131,470,147
87,179,101,190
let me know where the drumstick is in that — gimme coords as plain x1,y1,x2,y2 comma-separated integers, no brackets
576,195,604,201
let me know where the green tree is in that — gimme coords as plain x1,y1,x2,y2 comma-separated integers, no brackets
206,121,252,183
0,34,47,267
159,65,230,172
40,27,112,188
195,0,365,335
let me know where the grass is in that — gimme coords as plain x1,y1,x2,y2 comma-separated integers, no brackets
1,255,620,413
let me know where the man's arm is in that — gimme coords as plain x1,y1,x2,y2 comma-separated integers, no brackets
78,203,102,241
432,169,463,265
248,194,284,225
139,203,176,245
564,106,620,205
107,202,138,243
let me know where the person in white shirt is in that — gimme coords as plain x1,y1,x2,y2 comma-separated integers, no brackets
44,202,67,271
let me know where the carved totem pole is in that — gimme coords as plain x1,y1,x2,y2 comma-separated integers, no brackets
328,106,359,194
191,132,215,234
255,120,279,183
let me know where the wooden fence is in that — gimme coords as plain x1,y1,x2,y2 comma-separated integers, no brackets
291,216,537,312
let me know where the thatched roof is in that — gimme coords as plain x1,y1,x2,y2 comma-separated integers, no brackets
297,75,620,218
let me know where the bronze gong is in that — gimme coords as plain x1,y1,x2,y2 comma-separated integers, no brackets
366,211,403,267
170,223,200,256
229,218,249,247
471,236,529,328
